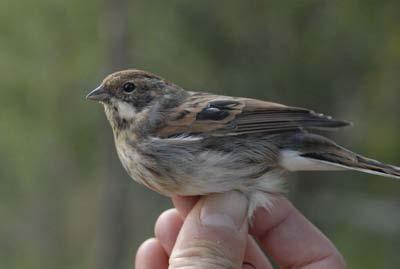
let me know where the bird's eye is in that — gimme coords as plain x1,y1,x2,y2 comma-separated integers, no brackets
122,82,136,93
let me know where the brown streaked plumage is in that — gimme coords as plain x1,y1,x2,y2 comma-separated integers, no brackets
87,69,400,218
157,95,350,138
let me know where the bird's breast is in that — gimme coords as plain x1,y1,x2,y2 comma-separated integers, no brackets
115,139,169,194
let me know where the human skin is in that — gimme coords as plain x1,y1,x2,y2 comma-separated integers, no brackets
135,192,346,269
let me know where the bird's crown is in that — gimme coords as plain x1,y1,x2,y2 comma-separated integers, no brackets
102,69,164,89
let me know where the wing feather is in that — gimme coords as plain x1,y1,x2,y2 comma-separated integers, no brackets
156,93,350,138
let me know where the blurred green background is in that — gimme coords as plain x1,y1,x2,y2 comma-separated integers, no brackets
1,0,400,268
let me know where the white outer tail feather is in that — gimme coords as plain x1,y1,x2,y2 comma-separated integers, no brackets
280,150,400,180
280,150,344,171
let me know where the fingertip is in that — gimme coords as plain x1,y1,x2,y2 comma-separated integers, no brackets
135,238,168,269
155,208,183,255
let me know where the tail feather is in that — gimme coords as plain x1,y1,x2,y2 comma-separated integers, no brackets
278,132,400,180
301,152,400,180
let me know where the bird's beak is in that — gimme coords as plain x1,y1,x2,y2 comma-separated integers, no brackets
86,85,109,102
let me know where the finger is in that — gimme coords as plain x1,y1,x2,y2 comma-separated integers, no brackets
155,208,274,269
250,197,346,269
244,235,274,269
135,238,168,269
171,195,200,217
155,209,183,255
170,191,248,268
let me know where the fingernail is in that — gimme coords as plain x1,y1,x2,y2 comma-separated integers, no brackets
200,191,248,230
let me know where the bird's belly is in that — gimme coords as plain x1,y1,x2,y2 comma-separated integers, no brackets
121,143,280,191
116,139,287,218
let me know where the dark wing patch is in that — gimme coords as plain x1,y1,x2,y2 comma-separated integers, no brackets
196,100,240,121
196,107,230,120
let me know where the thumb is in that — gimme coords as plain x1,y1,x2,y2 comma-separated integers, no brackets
169,191,249,269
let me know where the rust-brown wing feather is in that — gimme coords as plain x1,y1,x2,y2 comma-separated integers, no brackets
156,93,350,138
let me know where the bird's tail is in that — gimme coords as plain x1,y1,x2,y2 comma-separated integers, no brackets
279,133,400,180
300,152,400,179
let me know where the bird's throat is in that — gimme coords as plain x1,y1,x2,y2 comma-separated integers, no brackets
104,103,135,133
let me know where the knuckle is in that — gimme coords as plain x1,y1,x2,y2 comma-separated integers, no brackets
169,240,239,269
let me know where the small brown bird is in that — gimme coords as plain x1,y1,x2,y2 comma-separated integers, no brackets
87,69,400,218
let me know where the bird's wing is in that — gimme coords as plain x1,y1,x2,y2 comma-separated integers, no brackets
156,93,351,137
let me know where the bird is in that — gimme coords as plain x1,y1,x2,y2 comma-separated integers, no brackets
86,69,400,219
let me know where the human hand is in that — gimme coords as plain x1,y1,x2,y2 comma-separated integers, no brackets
135,191,346,269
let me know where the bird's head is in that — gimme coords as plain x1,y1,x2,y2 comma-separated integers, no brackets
87,69,185,132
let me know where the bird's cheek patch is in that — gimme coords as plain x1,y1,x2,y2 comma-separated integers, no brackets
116,100,137,119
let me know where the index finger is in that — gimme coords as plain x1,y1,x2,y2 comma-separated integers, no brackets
171,195,200,217
250,197,346,269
